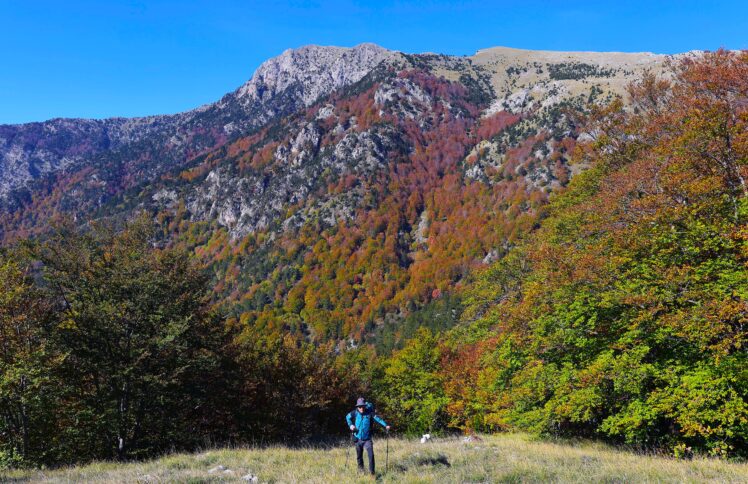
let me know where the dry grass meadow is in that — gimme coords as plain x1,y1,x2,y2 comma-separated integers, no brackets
4,433,748,483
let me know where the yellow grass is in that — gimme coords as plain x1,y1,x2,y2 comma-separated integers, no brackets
4,433,748,483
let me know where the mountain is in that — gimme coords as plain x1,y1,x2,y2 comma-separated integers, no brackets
0,43,393,222
0,44,672,226
0,43,678,345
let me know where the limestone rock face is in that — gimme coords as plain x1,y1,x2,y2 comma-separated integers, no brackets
236,43,394,110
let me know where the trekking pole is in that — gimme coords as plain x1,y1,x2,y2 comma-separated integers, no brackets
386,429,390,474
345,431,355,469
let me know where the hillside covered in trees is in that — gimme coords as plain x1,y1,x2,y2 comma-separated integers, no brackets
438,50,748,457
1,48,747,468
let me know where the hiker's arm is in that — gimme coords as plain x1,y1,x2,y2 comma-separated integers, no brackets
346,411,355,429
374,414,388,428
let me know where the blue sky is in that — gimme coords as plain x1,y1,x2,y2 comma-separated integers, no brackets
1,0,746,124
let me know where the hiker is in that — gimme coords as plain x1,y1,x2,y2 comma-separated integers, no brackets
346,397,391,475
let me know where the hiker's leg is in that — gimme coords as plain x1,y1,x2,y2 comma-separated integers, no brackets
356,441,364,470
365,439,375,475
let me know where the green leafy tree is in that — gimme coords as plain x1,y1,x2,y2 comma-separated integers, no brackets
34,216,226,462
0,251,57,468
379,328,448,434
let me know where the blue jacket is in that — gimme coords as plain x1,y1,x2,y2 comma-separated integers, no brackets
346,403,388,441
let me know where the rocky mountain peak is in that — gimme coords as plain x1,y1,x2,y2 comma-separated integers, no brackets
235,43,395,107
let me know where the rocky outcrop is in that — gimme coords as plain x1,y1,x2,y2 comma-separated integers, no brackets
234,43,394,118
184,117,402,238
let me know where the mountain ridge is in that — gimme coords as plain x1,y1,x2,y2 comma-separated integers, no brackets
0,43,395,208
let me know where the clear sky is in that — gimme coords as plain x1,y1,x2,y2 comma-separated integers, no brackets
1,0,746,124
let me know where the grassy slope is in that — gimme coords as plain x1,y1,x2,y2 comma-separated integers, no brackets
5,434,748,483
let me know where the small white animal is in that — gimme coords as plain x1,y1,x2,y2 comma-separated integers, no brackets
420,433,432,443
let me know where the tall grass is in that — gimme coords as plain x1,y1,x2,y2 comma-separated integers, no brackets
4,433,748,483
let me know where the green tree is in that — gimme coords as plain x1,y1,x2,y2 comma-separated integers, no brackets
35,216,225,461
0,251,57,468
379,328,448,434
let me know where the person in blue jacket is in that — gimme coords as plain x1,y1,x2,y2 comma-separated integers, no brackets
346,397,391,475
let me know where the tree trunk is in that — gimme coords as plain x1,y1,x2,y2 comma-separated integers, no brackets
19,375,29,460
